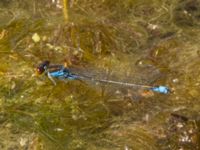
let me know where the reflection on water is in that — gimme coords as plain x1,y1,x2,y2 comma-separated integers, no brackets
0,0,200,149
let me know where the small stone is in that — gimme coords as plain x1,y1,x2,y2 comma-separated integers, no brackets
176,122,184,128
32,33,40,43
172,78,179,83
115,90,121,94
11,82,16,89
46,43,54,49
147,23,158,30
54,46,62,51
54,128,64,132
143,114,150,122
127,102,132,108
19,137,28,147
42,36,47,41
139,61,143,65
72,115,78,120
125,145,129,150
188,129,193,134
183,10,188,14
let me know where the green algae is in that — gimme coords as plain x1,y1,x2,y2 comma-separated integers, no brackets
0,0,200,149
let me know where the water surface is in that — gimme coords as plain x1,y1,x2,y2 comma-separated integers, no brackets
0,0,200,149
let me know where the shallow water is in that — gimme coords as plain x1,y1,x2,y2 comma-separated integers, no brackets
0,0,200,149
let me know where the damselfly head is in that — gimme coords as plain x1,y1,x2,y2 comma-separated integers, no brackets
36,60,50,74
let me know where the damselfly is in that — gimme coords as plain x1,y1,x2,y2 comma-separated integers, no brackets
36,61,170,94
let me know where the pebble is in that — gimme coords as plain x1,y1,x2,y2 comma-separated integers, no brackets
172,78,179,83
19,137,28,147
176,122,184,128
147,23,158,30
54,128,64,132
32,33,40,43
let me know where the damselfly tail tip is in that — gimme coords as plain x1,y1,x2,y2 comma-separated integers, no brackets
151,86,170,94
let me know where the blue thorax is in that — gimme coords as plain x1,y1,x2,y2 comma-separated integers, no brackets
49,70,67,77
49,68,78,80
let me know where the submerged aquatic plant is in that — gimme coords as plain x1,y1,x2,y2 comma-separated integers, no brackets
0,0,200,149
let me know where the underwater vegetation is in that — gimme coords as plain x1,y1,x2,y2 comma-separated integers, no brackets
0,0,200,149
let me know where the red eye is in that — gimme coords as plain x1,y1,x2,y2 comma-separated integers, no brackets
36,60,50,74
36,67,44,74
